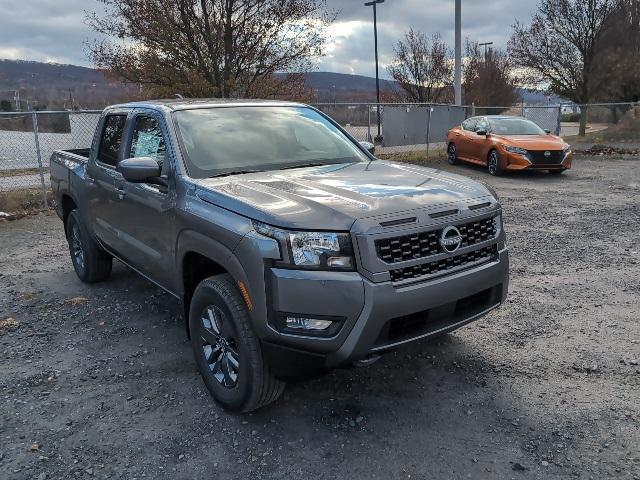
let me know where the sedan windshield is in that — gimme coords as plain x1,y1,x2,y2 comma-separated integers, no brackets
173,106,369,178
488,118,546,135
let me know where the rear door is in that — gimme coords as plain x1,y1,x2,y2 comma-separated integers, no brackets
112,110,177,290
456,118,477,160
85,112,129,251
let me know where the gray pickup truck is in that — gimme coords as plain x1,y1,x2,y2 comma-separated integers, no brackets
50,99,509,412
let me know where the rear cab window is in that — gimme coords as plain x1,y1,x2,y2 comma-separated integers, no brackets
97,114,127,167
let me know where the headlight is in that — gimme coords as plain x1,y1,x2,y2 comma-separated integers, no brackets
503,145,529,155
253,221,355,270
562,143,571,153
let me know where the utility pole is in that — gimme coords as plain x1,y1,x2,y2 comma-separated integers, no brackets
479,41,494,61
365,0,384,142
454,0,462,106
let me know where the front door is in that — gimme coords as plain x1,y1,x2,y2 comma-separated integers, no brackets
112,111,177,291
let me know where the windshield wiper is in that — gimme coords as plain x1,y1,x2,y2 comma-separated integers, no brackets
209,169,263,178
280,163,329,170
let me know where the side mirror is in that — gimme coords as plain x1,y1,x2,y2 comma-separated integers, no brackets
117,157,161,183
544,129,551,134
476,130,488,136
359,141,376,155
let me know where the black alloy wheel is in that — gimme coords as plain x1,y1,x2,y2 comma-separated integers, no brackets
199,304,240,388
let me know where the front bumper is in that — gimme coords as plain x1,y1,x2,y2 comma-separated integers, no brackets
504,151,573,171
261,247,509,376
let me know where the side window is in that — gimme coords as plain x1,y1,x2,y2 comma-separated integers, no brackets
130,115,166,169
462,118,477,132
98,115,127,167
476,118,489,132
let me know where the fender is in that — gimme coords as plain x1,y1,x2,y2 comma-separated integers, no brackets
176,229,251,297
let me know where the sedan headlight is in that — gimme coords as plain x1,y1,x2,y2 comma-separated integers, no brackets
253,221,355,271
562,143,571,153
503,145,529,155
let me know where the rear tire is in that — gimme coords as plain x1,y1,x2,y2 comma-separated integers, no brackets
487,149,503,176
189,274,285,412
65,210,112,283
447,143,458,165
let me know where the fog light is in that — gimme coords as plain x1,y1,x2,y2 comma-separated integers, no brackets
285,316,333,331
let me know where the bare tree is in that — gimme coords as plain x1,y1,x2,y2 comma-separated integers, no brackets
595,0,640,102
463,41,518,108
86,0,335,99
508,0,618,135
387,29,453,103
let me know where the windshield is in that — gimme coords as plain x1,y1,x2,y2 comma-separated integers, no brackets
488,117,545,135
173,106,369,178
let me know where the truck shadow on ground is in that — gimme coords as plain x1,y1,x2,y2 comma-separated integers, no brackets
67,263,555,478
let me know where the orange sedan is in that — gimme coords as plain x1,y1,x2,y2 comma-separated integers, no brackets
446,116,573,176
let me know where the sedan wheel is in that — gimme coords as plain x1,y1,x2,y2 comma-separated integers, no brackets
488,150,502,176
447,143,458,165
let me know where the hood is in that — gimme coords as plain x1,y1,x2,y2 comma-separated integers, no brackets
193,160,494,231
493,134,566,150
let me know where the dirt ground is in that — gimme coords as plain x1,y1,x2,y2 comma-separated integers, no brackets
1,154,639,480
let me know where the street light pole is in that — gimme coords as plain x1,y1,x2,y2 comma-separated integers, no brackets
365,0,384,142
454,0,462,106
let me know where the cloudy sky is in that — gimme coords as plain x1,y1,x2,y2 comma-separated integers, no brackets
0,0,537,78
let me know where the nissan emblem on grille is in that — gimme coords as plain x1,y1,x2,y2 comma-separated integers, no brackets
440,226,463,254
544,150,551,157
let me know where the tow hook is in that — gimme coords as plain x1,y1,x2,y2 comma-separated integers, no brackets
353,354,382,367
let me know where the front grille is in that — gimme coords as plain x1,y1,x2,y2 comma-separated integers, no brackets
528,150,564,165
389,244,498,282
376,216,497,264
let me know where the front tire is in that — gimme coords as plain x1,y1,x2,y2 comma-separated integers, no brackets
65,210,112,283
487,149,503,176
189,274,285,412
447,143,458,165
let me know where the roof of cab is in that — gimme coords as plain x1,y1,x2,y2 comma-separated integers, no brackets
108,98,306,111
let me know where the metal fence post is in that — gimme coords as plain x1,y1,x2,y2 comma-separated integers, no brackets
557,105,562,135
367,105,372,142
32,112,48,208
426,106,432,159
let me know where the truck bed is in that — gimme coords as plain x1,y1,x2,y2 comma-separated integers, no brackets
49,148,91,218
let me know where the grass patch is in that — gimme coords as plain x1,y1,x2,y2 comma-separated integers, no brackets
378,148,446,165
0,167,46,178
0,187,52,216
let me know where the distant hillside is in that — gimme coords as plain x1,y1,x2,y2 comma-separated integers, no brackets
0,59,139,110
0,59,561,108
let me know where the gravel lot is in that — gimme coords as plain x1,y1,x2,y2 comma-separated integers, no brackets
1,154,639,480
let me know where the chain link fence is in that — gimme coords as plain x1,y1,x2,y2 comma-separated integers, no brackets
0,111,100,210
2,102,639,211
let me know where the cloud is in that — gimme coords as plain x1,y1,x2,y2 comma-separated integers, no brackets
0,0,536,76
